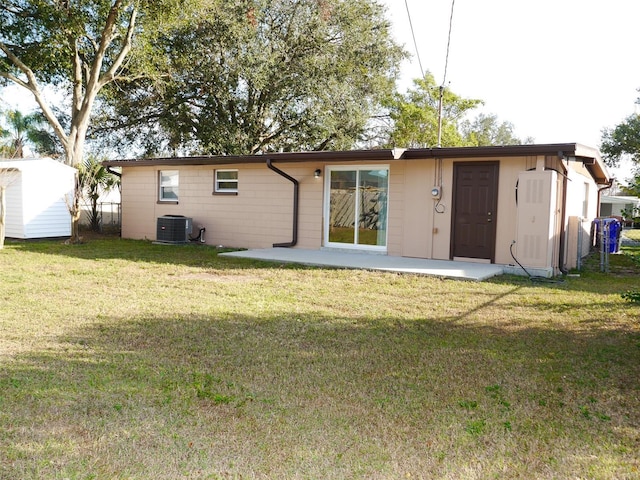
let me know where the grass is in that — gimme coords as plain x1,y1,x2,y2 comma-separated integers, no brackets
0,234,639,479
623,228,640,241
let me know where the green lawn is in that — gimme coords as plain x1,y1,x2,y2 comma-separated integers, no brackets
1,236,639,479
623,228,640,241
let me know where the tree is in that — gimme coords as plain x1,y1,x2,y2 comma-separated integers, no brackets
0,109,60,158
62,156,118,241
80,156,118,232
3,110,32,158
1,0,196,242
461,113,532,147
616,167,640,198
384,73,483,148
384,74,531,149
0,0,193,167
95,0,406,155
601,113,640,168
601,91,640,195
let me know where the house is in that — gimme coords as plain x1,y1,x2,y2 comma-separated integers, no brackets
0,158,75,239
103,143,610,277
600,195,640,224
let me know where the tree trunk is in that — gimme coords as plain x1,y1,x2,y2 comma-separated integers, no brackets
67,115,89,167
70,209,82,243
90,194,100,232
65,170,83,244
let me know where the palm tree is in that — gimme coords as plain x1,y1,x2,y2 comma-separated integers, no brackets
79,156,119,232
1,109,60,158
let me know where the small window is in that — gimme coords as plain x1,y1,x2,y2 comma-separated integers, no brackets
159,170,179,201
214,169,238,193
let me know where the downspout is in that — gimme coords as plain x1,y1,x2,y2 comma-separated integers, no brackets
266,158,298,247
106,166,122,178
558,173,569,275
597,179,614,217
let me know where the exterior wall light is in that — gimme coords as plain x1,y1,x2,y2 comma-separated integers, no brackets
314,169,322,179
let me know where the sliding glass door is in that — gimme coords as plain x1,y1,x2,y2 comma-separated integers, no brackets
325,166,389,250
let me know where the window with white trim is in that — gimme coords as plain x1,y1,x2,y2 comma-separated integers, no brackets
159,170,179,201
214,169,238,193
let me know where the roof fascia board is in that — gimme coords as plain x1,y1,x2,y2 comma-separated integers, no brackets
102,144,611,185
402,143,581,159
403,143,610,185
103,149,396,168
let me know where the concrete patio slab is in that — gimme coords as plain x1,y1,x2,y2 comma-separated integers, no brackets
220,248,505,281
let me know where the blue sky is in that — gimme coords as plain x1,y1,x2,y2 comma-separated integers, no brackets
383,0,640,181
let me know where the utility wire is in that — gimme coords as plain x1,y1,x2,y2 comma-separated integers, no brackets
442,0,456,86
404,0,424,79
437,0,456,147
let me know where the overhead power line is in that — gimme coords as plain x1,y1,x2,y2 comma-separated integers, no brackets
437,0,456,147
442,0,456,86
404,0,424,79
403,0,457,147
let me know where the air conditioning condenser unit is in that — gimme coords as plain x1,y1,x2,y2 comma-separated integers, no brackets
156,215,192,244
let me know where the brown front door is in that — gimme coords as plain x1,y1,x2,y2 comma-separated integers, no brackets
451,162,499,261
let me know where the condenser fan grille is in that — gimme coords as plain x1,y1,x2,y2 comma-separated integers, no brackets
156,215,192,243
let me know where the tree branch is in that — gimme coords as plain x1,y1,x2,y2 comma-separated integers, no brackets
71,37,83,118
251,119,305,154
315,133,336,151
85,0,121,93
98,5,138,89
0,42,69,151
0,69,29,90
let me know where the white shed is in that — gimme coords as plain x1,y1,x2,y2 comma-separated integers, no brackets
0,158,75,239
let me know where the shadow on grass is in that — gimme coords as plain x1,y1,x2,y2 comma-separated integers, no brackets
7,234,512,283
4,236,291,271
2,310,639,479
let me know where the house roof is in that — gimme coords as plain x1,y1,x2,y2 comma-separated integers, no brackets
103,143,611,185
601,195,640,206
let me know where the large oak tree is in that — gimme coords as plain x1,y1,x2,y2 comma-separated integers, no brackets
96,0,406,155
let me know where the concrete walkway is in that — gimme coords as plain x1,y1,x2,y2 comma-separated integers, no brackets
220,248,505,281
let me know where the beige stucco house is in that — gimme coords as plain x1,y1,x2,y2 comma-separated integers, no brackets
104,143,610,277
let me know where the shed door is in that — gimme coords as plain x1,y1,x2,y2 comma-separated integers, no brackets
451,162,499,261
